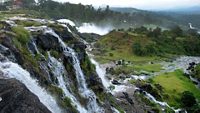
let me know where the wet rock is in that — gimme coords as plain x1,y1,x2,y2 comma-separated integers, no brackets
54,28,74,42
112,79,121,85
119,75,126,80
28,40,38,54
138,83,162,100
0,78,51,113
87,75,104,93
122,92,134,105
0,21,11,31
36,33,59,51
0,36,21,63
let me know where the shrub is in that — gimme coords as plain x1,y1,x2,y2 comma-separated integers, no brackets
181,91,196,108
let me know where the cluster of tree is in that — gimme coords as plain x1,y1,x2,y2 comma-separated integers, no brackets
131,26,200,56
0,0,175,27
132,42,158,56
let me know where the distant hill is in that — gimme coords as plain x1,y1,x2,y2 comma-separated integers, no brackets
110,7,141,13
166,6,200,14
1,0,200,29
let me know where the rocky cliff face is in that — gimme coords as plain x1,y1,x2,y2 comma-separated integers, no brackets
0,17,114,113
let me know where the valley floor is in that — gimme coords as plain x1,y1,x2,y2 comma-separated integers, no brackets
89,47,200,112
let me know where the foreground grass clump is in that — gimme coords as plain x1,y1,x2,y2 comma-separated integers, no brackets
15,20,42,27
12,26,30,45
151,70,200,108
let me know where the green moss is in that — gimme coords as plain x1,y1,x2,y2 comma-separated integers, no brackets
48,23,64,32
50,50,60,59
107,94,125,113
80,55,95,77
60,97,78,113
48,85,64,97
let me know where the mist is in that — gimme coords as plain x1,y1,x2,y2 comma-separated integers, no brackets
77,23,113,35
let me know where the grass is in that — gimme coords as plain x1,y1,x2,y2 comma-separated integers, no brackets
109,63,163,75
92,30,174,65
15,20,42,27
11,26,30,45
151,70,200,108
134,63,163,72
93,31,160,64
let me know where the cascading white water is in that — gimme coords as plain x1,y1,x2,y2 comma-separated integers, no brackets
0,56,62,113
32,40,40,54
47,52,88,113
90,58,110,89
142,90,184,113
44,28,103,113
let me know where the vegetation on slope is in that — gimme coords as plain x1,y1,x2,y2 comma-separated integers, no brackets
151,70,200,109
192,64,200,81
93,26,200,64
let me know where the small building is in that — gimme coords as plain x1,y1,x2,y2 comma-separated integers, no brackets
12,0,23,9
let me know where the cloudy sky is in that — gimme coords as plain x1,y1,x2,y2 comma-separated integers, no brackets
53,0,200,10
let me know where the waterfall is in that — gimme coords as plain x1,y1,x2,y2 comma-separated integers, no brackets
0,56,62,113
141,90,184,113
90,58,110,89
47,52,88,113
44,28,103,113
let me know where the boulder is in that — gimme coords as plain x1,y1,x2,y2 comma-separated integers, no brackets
0,78,51,113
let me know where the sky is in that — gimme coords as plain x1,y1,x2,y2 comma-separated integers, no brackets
53,0,200,10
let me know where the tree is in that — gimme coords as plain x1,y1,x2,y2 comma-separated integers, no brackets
147,27,161,38
181,91,196,108
134,26,148,34
132,42,142,56
171,25,183,37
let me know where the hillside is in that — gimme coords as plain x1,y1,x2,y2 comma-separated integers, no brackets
92,27,200,63
90,27,200,112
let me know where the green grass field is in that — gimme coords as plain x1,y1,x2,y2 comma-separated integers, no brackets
134,63,163,72
152,70,200,108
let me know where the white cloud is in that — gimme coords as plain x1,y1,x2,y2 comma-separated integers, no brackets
53,0,200,10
